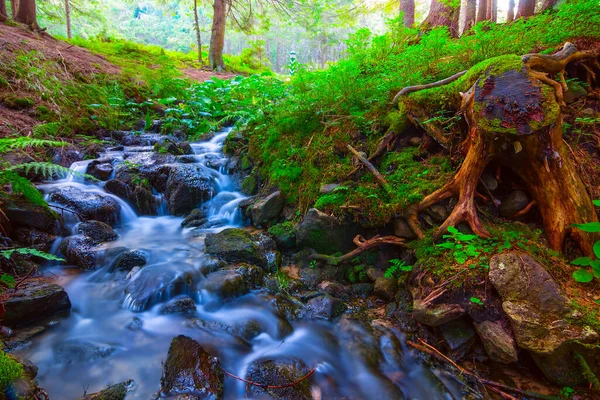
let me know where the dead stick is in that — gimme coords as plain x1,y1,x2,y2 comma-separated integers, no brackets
347,145,392,194
406,340,559,400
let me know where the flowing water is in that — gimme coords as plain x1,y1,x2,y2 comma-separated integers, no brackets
16,129,464,399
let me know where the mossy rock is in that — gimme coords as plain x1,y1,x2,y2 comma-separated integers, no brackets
268,222,297,250
241,174,258,195
80,380,133,400
205,228,268,268
246,357,312,400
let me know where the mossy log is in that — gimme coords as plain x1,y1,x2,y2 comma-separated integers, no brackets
400,43,599,255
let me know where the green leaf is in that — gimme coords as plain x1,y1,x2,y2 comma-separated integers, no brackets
0,273,16,288
593,200,600,207
447,226,459,234
436,242,456,249
572,268,594,283
470,297,484,305
572,222,600,233
594,240,600,259
572,257,592,266
590,260,600,271
593,269,600,279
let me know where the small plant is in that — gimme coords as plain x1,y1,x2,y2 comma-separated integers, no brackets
470,297,484,306
0,350,23,391
309,260,317,269
559,386,574,399
571,200,600,283
437,226,482,264
0,248,65,262
385,258,412,278
347,265,367,283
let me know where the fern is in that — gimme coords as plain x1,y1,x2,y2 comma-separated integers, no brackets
0,170,46,205
0,247,64,261
0,137,65,153
385,259,413,278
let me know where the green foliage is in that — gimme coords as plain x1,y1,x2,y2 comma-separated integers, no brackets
309,260,317,269
470,297,484,306
559,386,575,399
0,248,65,262
347,264,366,283
385,258,412,278
437,226,486,265
571,206,600,283
0,351,23,391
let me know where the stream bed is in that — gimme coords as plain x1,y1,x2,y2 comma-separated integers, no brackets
15,129,465,399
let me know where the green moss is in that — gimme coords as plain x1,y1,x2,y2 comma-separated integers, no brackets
0,350,24,391
268,222,297,249
2,94,34,110
241,175,258,195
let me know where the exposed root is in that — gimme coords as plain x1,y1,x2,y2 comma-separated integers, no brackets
347,144,392,194
392,70,467,104
309,235,406,265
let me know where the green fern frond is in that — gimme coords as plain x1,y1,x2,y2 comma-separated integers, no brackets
1,247,64,261
0,137,66,153
0,171,46,206
6,162,97,182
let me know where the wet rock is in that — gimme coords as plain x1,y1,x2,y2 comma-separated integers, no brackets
296,208,362,254
235,263,265,288
198,270,247,302
2,199,62,234
49,186,121,225
181,208,208,228
124,264,194,311
366,267,384,282
306,295,346,320
474,320,518,364
3,355,42,400
160,335,223,399
413,300,465,327
2,279,71,326
104,179,129,199
54,340,115,364
127,317,144,331
490,252,600,385
499,190,529,218
392,217,416,239
204,228,268,268
80,380,133,400
12,227,57,252
262,293,305,321
427,205,448,222
298,264,344,290
374,277,398,301
153,136,193,155
166,165,215,215
317,281,350,300
251,191,284,227
241,175,258,195
439,318,476,360
246,357,312,400
8,354,38,379
86,159,114,181
111,250,147,271
351,283,374,297
481,173,498,191
60,235,95,270
159,296,197,315
51,147,83,168
564,81,588,104
76,220,118,244
267,222,297,250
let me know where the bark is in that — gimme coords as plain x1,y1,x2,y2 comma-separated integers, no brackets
422,0,460,37
507,0,515,21
540,0,558,12
209,0,226,71
64,0,71,39
476,0,487,22
516,0,535,18
488,0,497,22
10,0,17,19
0,0,7,21
400,0,415,27
194,0,203,64
405,43,600,255
14,0,36,26
463,0,477,32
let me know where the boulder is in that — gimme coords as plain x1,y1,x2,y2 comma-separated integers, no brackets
153,136,193,155
2,279,71,327
76,220,118,244
159,296,197,315
86,159,114,181
60,235,95,270
267,222,297,250
296,208,362,254
250,191,284,227
104,179,129,200
306,295,346,320
204,228,268,268
80,380,132,400
181,208,208,228
2,199,62,234
166,165,215,215
240,175,258,195
12,227,57,252
374,276,398,301
392,217,416,240
49,186,121,225
246,357,312,400
499,191,529,218
198,270,248,302
474,320,518,364
160,335,223,399
54,339,115,364
413,300,465,327
111,250,147,271
439,318,476,360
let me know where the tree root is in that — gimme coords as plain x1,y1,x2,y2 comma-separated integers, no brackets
392,70,467,104
309,235,406,265
346,130,398,178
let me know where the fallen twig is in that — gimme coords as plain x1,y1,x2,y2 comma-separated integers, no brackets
347,145,392,194
309,234,406,265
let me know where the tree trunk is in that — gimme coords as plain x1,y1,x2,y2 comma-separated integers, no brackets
194,0,203,64
0,0,7,21
209,0,226,71
64,0,71,39
463,0,477,32
422,0,460,37
489,0,497,22
400,0,415,27
476,0,488,22
10,0,17,19
405,45,600,255
540,0,558,12
14,0,36,26
516,0,535,18
507,0,515,21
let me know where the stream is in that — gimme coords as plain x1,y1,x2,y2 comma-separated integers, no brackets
15,129,465,399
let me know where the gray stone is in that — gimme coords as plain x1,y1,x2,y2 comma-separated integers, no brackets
306,295,346,320
297,208,361,254
320,183,340,194
374,276,398,301
80,380,132,400
49,186,121,225
392,218,416,239
181,208,208,228
166,164,215,216
413,300,465,327
474,320,518,364
159,296,196,314
439,318,476,360
86,160,114,181
499,190,529,218
60,235,95,270
428,205,448,222
481,173,498,191
76,220,118,244
204,228,268,268
2,279,71,327
198,270,248,301
251,191,284,226
112,250,147,271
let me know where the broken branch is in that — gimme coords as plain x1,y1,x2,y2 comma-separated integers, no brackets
309,234,406,265
347,145,392,194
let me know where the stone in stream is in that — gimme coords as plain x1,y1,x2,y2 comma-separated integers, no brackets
53,339,115,364
250,191,284,227
246,357,312,400
198,270,248,302
1,278,71,327
159,296,197,315
111,250,147,271
204,228,268,269
267,222,297,250
306,295,346,320
76,220,119,244
373,276,398,301
12,227,58,252
3,354,44,400
166,164,215,216
49,186,121,225
153,136,194,155
181,208,208,228
473,320,518,364
60,235,96,270
86,159,114,181
439,317,476,360
160,335,223,399
80,380,133,400
489,252,600,385
1,197,63,234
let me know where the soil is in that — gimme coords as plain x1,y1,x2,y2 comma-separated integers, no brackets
182,68,236,82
